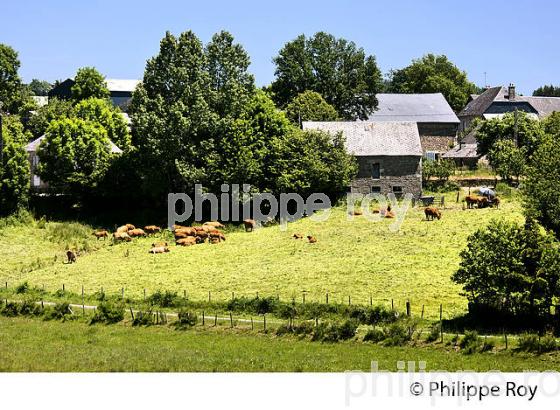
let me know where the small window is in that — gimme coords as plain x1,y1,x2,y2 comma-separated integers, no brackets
371,163,380,179
392,186,403,193
425,151,437,161
371,186,381,193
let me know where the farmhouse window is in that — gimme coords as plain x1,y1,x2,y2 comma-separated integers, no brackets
392,186,403,193
371,163,381,179
371,186,381,193
425,151,437,161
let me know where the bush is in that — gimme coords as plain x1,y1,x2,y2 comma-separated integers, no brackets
174,310,198,329
517,333,557,354
15,281,29,294
89,302,124,324
1,301,20,317
276,321,315,337
363,328,385,343
17,300,42,316
311,320,358,343
480,337,495,353
132,310,156,327
147,290,180,308
348,305,395,325
43,302,72,321
459,331,482,354
426,324,440,343
495,182,513,197
382,321,416,346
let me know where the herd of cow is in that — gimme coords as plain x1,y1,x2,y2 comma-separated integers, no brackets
464,194,501,209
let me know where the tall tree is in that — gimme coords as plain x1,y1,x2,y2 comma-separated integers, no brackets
26,97,74,138
131,30,217,196
388,54,477,112
271,32,383,120
0,115,30,214
0,44,34,115
27,79,52,96
487,139,526,183
532,84,560,97
37,118,114,196
285,90,338,124
71,67,110,101
74,98,131,150
475,112,544,158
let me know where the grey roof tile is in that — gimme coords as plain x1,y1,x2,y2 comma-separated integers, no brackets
367,93,459,123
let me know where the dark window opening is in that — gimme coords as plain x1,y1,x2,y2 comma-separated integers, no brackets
371,163,381,179
371,186,381,193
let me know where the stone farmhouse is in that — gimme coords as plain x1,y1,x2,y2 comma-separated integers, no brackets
303,121,423,197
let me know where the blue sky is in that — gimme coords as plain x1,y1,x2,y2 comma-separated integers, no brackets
2,0,558,95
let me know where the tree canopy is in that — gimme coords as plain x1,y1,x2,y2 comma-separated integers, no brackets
387,54,478,112
0,115,30,214
0,44,35,115
27,97,74,138
270,32,383,120
285,90,338,124
453,218,560,317
37,118,114,196
27,79,52,96
487,139,526,183
532,84,560,97
71,67,110,101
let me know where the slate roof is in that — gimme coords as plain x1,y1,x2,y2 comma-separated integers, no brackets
302,121,422,156
459,86,560,119
26,135,123,154
442,143,478,159
367,93,459,123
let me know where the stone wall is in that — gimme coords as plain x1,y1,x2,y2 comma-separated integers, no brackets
350,155,422,198
420,135,455,153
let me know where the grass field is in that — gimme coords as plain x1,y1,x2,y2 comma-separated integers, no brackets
1,316,557,372
0,192,523,320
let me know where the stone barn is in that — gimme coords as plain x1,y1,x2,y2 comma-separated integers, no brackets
302,121,423,198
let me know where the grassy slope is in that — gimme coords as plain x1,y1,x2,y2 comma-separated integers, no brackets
1,194,523,319
1,316,557,372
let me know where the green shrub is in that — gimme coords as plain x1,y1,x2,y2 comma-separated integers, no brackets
147,290,180,308
93,290,106,301
459,331,482,354
425,324,440,343
89,302,124,324
174,310,198,329
382,321,415,346
43,302,72,321
132,310,156,327
363,328,385,343
1,301,20,317
480,338,495,353
311,320,358,343
495,182,513,197
15,281,30,294
517,333,557,353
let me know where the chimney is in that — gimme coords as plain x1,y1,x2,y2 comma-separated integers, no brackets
508,83,516,100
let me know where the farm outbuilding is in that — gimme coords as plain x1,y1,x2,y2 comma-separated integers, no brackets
302,121,423,198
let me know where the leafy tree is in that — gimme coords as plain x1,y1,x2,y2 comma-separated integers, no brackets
475,111,544,157
542,111,560,136
0,44,35,115
27,79,52,96
533,84,560,97
131,30,217,197
388,54,478,112
26,97,74,138
523,135,560,237
453,219,560,317
71,67,110,101
487,139,526,183
74,98,131,150
285,90,338,124
422,159,455,183
271,32,383,120
0,115,30,214
37,118,114,195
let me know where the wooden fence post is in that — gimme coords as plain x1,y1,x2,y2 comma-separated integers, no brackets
263,314,266,331
439,304,443,343
202,311,205,326
504,331,508,350
302,292,306,304
229,312,233,328
208,291,211,303
144,289,146,301
129,307,135,320
370,295,373,306
251,317,254,330
214,313,217,327
121,287,124,300
348,295,351,305
326,292,329,304
421,305,425,319
406,300,411,317
391,299,394,310
231,292,234,300
62,283,65,292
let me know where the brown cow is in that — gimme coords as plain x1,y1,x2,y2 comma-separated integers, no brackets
66,250,77,264
176,237,197,246
173,224,188,230
492,197,501,208
243,219,256,232
292,233,304,239
464,195,480,209
424,207,442,221
204,221,225,229
144,225,161,235
116,225,129,234
113,231,132,242
125,224,135,230
128,228,147,238
174,227,198,238
196,230,209,240
152,241,168,247
385,211,396,219
208,229,226,242
349,210,363,216
477,196,490,208
92,230,109,240
149,246,170,254
307,235,317,243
